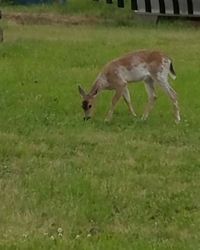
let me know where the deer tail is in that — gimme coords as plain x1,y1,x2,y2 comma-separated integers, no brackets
169,61,176,80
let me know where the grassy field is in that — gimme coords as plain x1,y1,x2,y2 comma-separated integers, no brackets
0,6,200,250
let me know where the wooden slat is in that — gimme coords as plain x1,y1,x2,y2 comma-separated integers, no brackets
137,0,146,12
165,0,174,14
193,0,200,15
151,0,160,13
179,0,188,15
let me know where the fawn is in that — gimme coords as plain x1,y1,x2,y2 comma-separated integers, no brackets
78,50,180,123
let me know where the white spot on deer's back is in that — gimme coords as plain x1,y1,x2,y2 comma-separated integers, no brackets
118,63,150,82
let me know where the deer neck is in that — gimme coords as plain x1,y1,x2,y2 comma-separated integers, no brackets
88,77,105,97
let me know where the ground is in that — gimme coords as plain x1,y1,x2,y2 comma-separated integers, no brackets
3,12,101,25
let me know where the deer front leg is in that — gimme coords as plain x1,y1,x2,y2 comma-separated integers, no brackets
123,86,137,117
105,88,123,122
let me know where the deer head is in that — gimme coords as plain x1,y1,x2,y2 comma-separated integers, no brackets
78,85,98,120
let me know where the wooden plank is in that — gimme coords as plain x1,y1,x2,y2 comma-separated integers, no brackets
179,0,188,15
193,0,200,15
137,0,146,12
165,0,174,14
151,0,160,14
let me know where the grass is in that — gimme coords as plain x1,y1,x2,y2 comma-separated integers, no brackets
0,8,200,250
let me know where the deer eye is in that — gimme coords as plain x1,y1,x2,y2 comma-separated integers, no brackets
82,101,88,110
88,104,92,109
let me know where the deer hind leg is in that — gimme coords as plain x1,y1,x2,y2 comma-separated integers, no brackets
105,87,124,122
159,80,180,123
142,77,157,120
123,86,137,117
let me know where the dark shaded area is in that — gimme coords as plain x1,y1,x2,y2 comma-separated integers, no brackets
172,0,180,14
117,0,124,8
106,0,113,4
145,0,151,12
131,0,138,10
159,0,165,14
187,0,193,14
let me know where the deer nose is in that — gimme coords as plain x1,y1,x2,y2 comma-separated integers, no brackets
83,117,91,121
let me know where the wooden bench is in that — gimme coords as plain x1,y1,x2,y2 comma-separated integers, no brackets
132,0,200,17
102,0,200,22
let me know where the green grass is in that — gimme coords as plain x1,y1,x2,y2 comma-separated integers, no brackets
0,17,200,250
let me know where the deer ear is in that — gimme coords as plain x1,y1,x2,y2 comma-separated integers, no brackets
78,85,86,97
92,88,99,97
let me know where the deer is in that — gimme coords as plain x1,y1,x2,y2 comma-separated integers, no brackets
78,50,180,123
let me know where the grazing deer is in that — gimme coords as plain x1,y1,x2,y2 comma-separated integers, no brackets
78,50,180,123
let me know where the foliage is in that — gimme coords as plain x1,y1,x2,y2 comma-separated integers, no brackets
0,0,14,5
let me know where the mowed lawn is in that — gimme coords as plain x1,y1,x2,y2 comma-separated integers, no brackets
0,21,200,250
